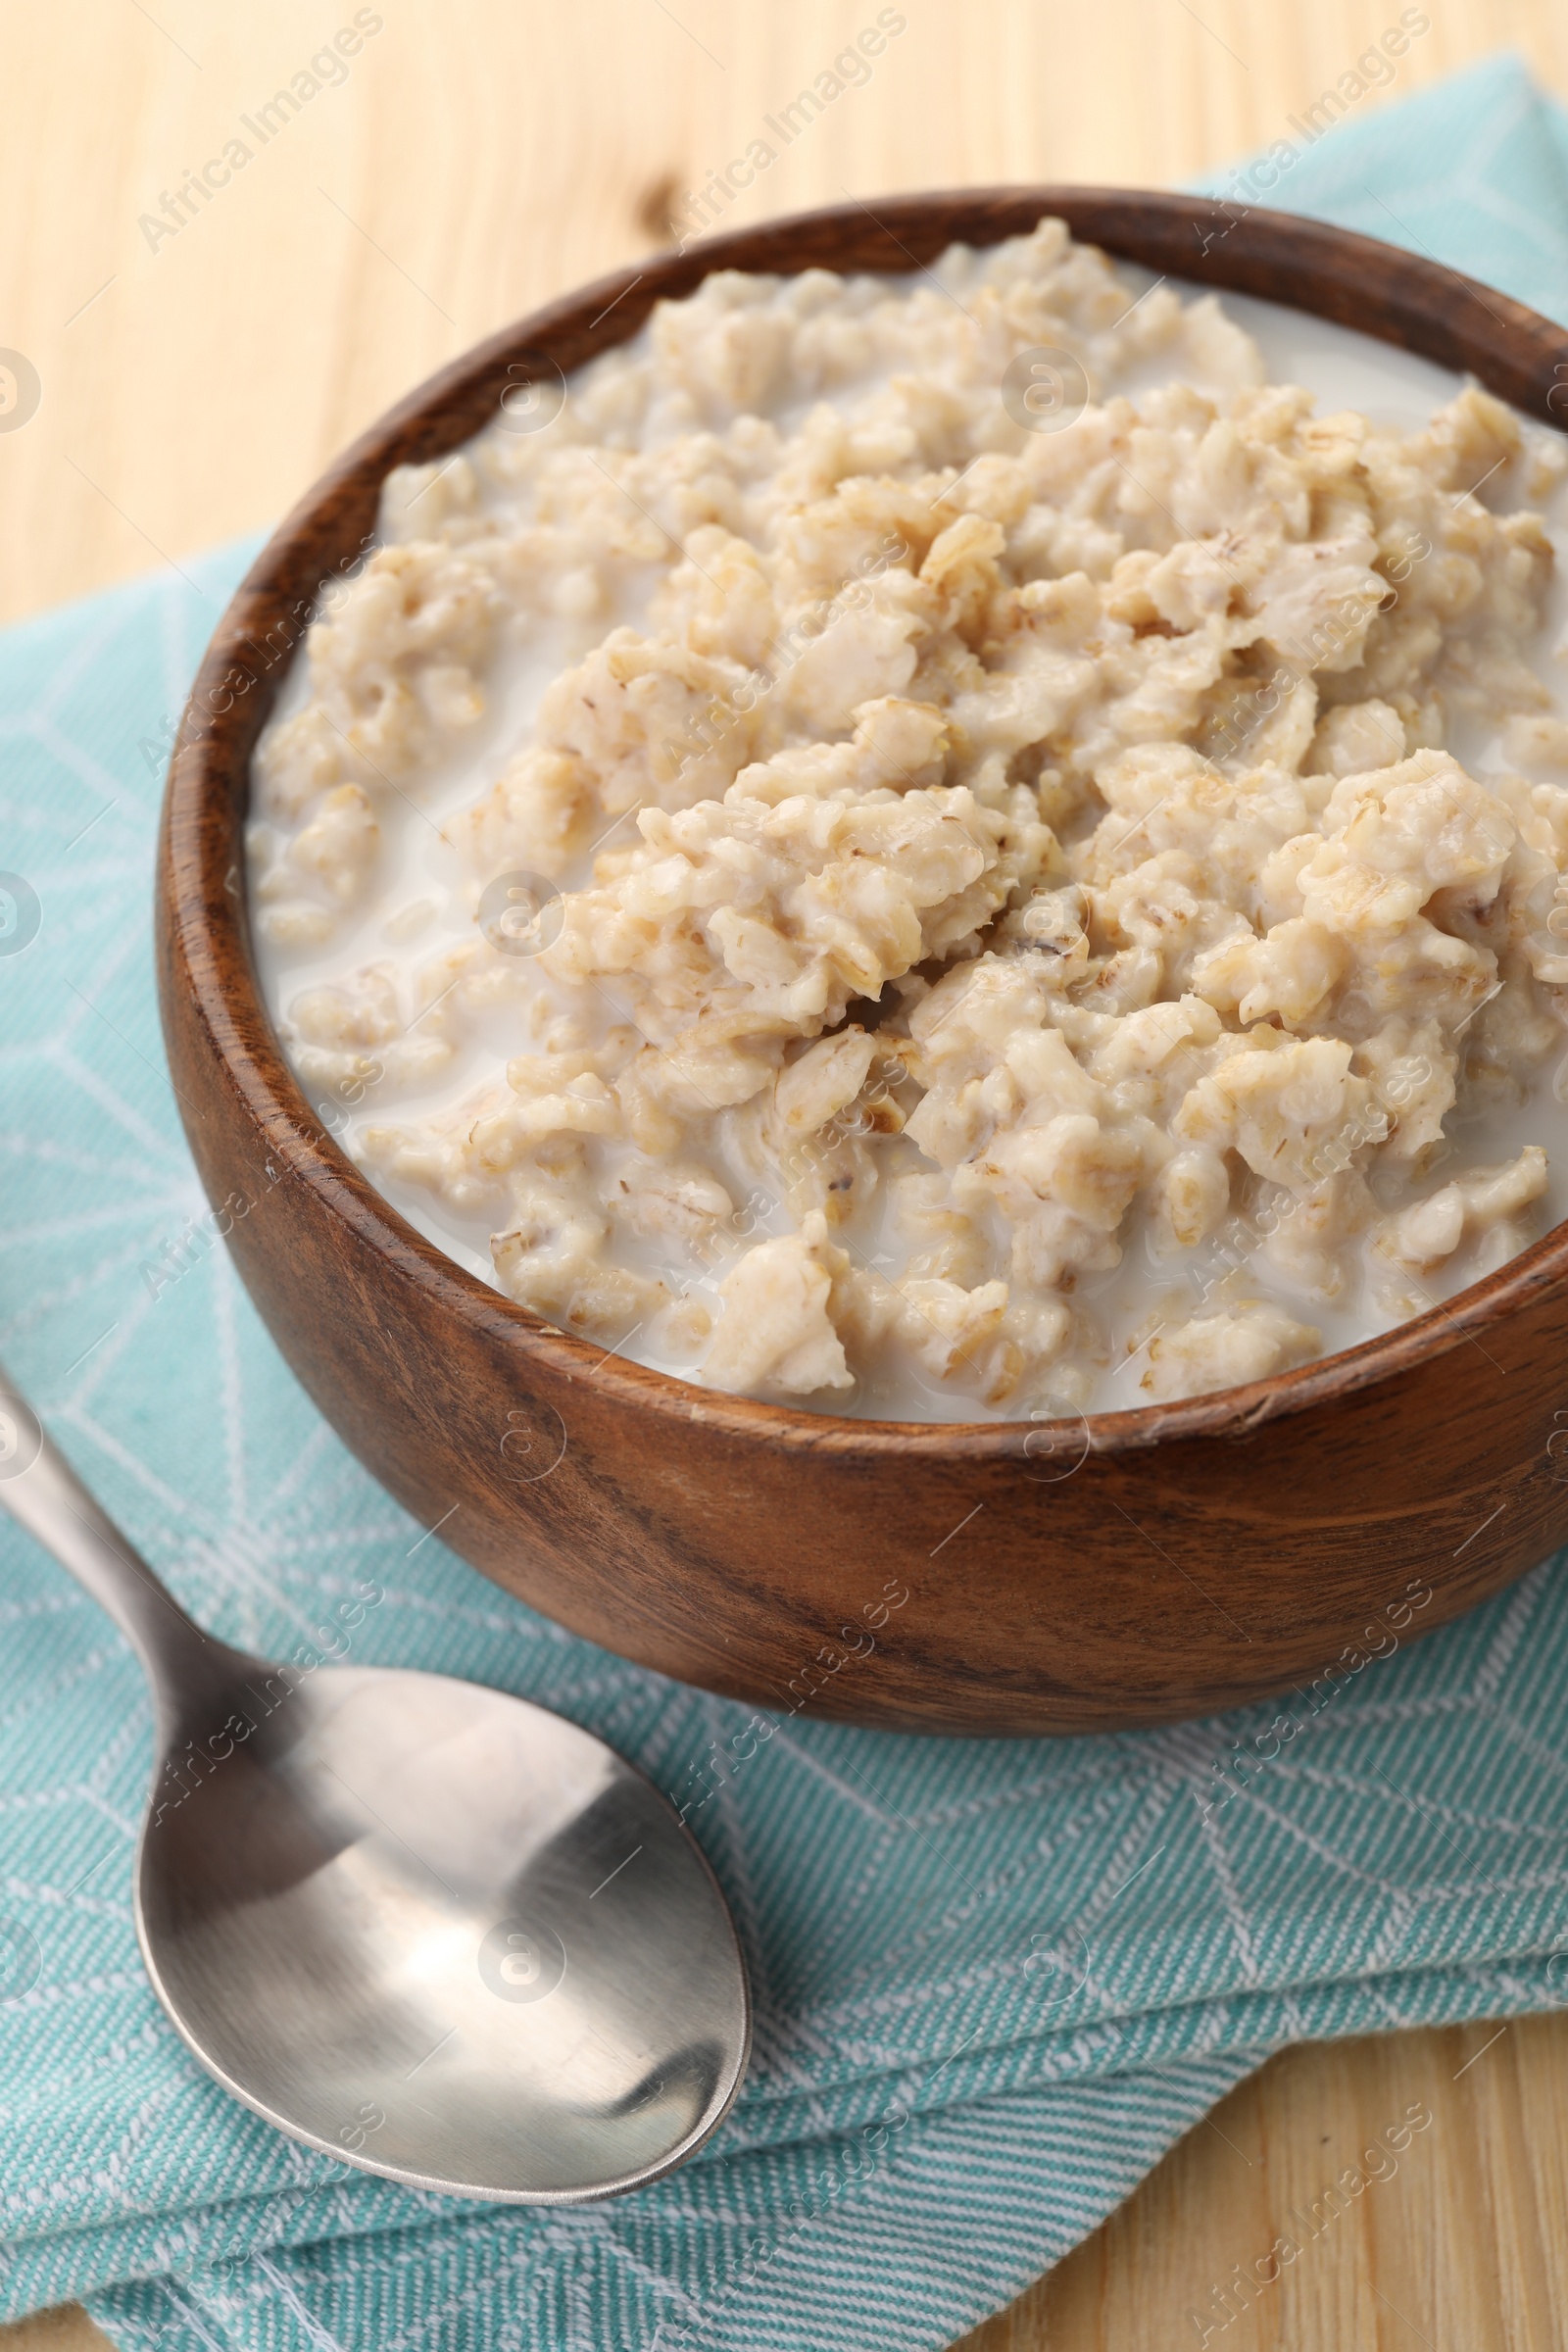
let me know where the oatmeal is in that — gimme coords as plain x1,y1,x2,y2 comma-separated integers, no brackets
248,220,1568,1419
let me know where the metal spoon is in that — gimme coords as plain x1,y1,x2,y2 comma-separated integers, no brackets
0,1366,750,2201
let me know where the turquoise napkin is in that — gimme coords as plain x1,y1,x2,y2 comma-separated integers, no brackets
4,53,1568,2352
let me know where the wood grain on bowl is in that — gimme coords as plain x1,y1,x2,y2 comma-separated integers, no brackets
157,190,1568,1735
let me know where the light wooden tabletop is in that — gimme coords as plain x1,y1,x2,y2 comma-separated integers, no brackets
3,3,1567,2347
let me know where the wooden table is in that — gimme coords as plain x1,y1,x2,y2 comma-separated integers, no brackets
3,3,1567,2345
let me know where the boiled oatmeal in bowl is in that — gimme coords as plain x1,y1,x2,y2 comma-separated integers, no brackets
246,219,1568,1423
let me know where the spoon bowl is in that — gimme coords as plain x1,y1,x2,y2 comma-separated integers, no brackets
141,1654,750,2198
0,1371,750,2200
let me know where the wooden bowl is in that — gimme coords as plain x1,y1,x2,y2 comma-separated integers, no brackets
157,189,1568,1736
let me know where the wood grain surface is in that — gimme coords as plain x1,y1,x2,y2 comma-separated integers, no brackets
5,1,1568,2344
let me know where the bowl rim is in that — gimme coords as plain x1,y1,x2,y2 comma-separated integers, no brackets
160,182,1568,1463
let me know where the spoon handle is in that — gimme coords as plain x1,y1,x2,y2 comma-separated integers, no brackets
0,1362,212,1703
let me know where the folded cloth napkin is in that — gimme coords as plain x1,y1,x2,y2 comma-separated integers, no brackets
3,50,1568,2352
